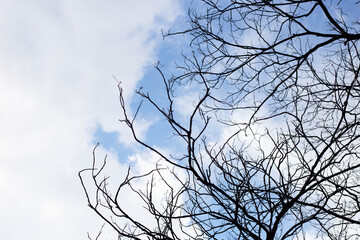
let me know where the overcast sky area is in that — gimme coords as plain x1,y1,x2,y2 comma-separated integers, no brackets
0,1,185,239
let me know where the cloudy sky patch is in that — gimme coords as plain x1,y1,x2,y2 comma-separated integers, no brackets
0,0,181,239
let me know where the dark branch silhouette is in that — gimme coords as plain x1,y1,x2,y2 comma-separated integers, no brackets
80,1,360,239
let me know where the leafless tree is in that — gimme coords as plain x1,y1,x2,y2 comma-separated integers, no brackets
79,1,360,239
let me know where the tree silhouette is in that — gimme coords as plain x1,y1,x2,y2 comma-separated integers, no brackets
79,1,360,239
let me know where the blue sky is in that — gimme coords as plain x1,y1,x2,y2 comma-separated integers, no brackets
92,14,189,162
0,1,184,239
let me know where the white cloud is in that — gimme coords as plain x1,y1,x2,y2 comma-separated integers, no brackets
0,0,181,239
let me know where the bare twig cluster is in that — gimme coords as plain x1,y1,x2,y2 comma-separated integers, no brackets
80,1,360,239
